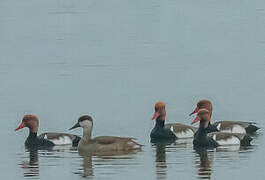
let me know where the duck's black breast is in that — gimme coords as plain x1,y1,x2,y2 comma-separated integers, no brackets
205,122,219,133
72,135,81,147
193,127,219,148
25,132,54,149
150,119,176,142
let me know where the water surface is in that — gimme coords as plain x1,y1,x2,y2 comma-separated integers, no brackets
1,0,265,179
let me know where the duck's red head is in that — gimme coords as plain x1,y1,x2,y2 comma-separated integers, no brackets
15,115,39,133
191,109,210,128
152,101,166,121
189,100,212,117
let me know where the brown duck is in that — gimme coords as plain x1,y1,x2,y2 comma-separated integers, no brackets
69,115,142,155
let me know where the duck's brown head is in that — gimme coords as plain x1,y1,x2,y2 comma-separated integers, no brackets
69,115,93,130
152,101,166,121
15,114,39,133
191,109,210,128
189,100,212,117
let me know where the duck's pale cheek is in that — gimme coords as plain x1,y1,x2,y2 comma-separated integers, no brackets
79,120,93,129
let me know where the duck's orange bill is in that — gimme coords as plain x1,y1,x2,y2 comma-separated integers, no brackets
15,122,26,131
191,115,200,125
189,107,199,116
152,112,160,120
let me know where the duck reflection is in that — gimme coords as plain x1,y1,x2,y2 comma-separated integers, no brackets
19,148,39,178
78,149,141,178
152,141,173,180
81,155,94,177
194,148,212,179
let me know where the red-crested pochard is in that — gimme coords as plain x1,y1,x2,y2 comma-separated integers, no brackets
192,109,252,148
190,100,259,134
151,102,197,142
15,115,81,148
69,115,142,154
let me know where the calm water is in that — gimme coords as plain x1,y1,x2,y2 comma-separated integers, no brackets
1,0,265,179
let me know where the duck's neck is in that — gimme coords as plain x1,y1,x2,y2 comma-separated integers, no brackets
29,125,38,134
197,121,207,137
28,131,37,139
82,127,92,142
155,116,165,128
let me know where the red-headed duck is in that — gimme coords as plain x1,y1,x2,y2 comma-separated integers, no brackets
15,114,81,148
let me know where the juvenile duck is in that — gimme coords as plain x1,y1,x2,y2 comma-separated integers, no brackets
69,115,142,154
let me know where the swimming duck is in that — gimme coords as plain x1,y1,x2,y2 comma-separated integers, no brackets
192,109,252,148
190,100,259,134
15,114,81,149
151,102,197,142
69,115,142,155
150,102,176,142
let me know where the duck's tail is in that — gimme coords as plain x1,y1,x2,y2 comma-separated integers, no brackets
245,124,260,134
240,134,253,146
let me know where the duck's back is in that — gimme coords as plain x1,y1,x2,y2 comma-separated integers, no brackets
213,121,259,134
78,136,142,153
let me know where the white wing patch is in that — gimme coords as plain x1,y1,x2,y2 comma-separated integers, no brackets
216,123,221,131
49,136,72,145
173,128,194,138
212,134,217,141
215,135,240,146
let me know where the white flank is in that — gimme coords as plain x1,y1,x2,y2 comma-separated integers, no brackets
231,125,246,134
174,128,194,138
49,136,72,145
44,134,48,139
215,135,240,146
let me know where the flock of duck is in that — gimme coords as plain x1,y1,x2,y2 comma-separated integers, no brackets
15,99,260,155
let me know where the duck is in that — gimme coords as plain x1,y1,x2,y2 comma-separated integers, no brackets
150,102,176,142
15,114,81,149
150,102,197,142
69,115,142,155
192,109,252,148
190,100,259,134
